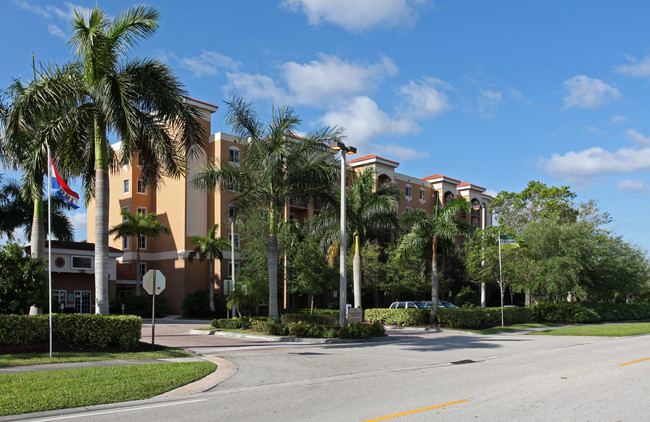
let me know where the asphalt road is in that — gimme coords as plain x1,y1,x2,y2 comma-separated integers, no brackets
13,324,650,422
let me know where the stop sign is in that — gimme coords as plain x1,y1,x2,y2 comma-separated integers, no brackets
143,270,166,295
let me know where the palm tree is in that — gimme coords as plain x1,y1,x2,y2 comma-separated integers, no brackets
396,197,471,324
109,209,170,296
188,224,231,313
315,168,401,309
7,6,205,313
192,95,342,320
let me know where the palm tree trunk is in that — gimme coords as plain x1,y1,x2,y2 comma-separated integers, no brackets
268,233,279,321
209,260,215,312
31,196,44,259
135,243,141,296
94,118,110,314
353,235,362,309
430,237,439,325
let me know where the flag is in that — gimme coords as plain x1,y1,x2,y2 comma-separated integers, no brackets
499,235,519,250
50,156,79,209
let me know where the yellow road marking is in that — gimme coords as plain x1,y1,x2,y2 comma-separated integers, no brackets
619,357,650,366
361,399,469,422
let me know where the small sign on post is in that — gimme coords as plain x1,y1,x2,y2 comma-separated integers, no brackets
143,270,166,346
348,307,363,324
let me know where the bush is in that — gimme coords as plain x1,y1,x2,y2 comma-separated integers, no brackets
182,290,226,319
0,314,142,351
281,311,339,326
212,316,274,330
109,295,169,318
455,286,479,307
251,320,385,339
530,302,599,324
364,308,430,326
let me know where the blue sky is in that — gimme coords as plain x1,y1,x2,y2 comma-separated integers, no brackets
2,0,650,254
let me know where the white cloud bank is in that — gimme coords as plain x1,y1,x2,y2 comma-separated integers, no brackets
562,75,620,109
617,179,649,193
180,50,241,78
15,1,91,40
615,56,650,77
281,0,427,31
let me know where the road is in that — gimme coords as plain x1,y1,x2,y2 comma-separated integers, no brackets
14,327,650,421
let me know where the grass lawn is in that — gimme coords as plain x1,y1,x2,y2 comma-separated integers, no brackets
529,322,650,337
0,361,216,416
0,347,192,367
449,323,562,335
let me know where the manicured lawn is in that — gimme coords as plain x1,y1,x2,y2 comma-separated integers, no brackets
0,347,192,367
529,322,650,337
450,323,561,335
0,361,216,416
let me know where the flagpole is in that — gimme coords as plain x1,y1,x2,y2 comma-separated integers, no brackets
47,144,53,357
498,230,504,327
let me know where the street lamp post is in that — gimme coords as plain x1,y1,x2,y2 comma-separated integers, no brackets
330,141,356,327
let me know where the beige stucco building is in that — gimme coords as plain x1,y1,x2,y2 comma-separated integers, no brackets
86,99,493,314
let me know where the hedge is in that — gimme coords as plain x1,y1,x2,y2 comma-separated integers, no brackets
251,320,385,339
281,312,339,326
364,308,429,326
0,314,142,350
211,316,274,330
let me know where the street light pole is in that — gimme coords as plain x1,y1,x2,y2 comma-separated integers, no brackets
330,141,356,327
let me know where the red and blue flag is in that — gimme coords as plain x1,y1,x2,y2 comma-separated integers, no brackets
50,155,79,209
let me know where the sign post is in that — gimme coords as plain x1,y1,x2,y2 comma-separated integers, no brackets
143,270,166,346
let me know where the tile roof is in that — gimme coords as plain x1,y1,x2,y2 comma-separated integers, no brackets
348,154,400,165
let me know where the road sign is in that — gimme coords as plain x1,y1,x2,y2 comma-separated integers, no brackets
143,270,166,295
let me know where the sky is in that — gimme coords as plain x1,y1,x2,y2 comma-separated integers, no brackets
1,0,650,254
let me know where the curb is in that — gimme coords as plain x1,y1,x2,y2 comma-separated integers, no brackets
158,356,237,396
189,329,394,343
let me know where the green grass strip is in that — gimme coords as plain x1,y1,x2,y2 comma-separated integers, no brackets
529,322,650,337
0,361,215,416
0,348,192,367
449,323,561,335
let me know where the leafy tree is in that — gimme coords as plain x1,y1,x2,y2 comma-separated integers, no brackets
315,168,400,309
109,209,170,296
0,243,47,314
10,6,205,314
380,244,429,301
191,95,342,320
490,180,577,231
187,224,230,313
396,197,471,323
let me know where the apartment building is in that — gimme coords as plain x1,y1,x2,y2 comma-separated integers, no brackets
87,99,493,313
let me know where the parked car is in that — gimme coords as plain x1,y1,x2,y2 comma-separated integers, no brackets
389,301,456,309
388,301,420,309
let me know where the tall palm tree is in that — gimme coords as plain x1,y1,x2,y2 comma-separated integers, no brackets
8,6,205,313
109,209,170,296
315,168,401,309
188,224,231,313
192,95,342,320
396,197,471,324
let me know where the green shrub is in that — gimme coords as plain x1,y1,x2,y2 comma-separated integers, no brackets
251,319,286,335
212,316,274,330
0,314,142,350
251,320,385,339
281,311,339,326
364,308,429,326
181,290,226,319
109,295,169,318
530,302,599,324
455,286,479,307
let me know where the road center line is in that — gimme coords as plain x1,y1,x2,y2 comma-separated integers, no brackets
361,399,469,422
619,357,650,366
27,398,207,421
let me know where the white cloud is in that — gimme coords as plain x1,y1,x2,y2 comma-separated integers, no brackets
484,189,498,198
612,115,627,123
399,77,451,119
478,89,503,119
581,126,606,137
617,179,649,193
180,50,240,78
281,0,426,31
541,145,650,182
224,72,292,104
321,96,420,149
615,56,650,77
69,211,87,240
47,24,67,40
626,129,650,146
282,54,398,104
374,143,428,161
562,75,620,110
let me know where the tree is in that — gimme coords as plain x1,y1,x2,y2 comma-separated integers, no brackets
315,168,400,309
109,209,170,296
395,197,471,323
191,95,342,320
0,243,47,314
188,224,231,313
380,244,429,301
490,180,577,231
11,6,205,313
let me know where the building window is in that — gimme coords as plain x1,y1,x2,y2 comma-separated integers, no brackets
53,290,67,309
419,189,425,200
228,179,240,193
123,179,130,194
138,235,147,250
137,178,147,194
71,256,92,270
229,233,240,249
227,262,241,278
123,236,130,250
229,148,240,164
138,154,146,167
405,185,412,198
123,206,130,220
137,207,146,215
74,290,93,314
228,204,238,220
139,263,147,277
